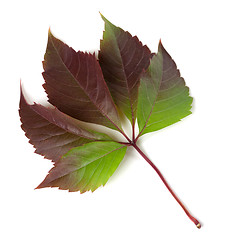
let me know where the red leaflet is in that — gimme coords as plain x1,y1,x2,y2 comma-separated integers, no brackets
99,14,151,133
43,30,121,130
19,88,111,162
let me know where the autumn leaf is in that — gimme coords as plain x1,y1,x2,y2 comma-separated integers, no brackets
19,14,201,228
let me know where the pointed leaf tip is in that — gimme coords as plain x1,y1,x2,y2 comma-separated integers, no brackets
158,41,168,56
99,14,115,28
158,39,164,51
48,27,52,35
99,12,106,21
19,81,23,98
19,83,32,107
35,179,48,189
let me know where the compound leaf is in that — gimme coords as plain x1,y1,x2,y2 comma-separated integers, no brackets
19,88,111,162
37,141,127,193
137,42,193,136
99,15,151,126
19,15,195,209
43,30,121,131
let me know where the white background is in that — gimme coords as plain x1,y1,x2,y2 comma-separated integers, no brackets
1,0,226,239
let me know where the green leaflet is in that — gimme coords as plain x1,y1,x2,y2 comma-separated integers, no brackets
99,14,151,126
37,141,127,193
137,42,193,136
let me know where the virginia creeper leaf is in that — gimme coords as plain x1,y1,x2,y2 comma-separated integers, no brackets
19,88,111,162
36,141,127,193
99,15,151,126
18,16,200,228
137,42,193,136
43,30,121,130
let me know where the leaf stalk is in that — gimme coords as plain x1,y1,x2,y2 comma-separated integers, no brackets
131,142,201,229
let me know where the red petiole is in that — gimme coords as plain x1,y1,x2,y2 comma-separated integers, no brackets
119,128,201,229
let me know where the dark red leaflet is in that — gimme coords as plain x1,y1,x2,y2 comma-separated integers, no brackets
19,89,110,162
43,30,121,130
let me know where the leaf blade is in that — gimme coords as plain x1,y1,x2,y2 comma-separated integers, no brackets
19,88,111,162
43,30,121,130
36,141,127,193
99,15,151,125
137,42,193,136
